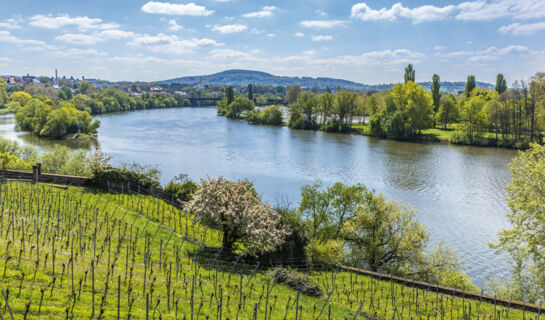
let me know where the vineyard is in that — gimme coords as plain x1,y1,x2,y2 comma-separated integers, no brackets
0,181,540,319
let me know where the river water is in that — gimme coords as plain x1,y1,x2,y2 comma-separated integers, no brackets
0,108,518,287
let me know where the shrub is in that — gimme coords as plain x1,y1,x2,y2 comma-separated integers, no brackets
271,268,323,297
164,173,198,202
305,239,345,268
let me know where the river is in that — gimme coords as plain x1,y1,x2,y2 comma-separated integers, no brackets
0,107,518,287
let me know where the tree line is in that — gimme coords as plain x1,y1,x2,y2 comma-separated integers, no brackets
277,66,545,149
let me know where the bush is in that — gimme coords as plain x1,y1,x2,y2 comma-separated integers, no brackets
164,173,198,202
247,106,283,126
271,268,323,297
305,239,345,268
89,162,161,190
369,114,386,138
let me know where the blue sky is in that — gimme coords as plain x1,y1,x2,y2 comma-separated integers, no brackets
1,0,544,84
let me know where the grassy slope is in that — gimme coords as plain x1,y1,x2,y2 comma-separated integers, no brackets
0,182,536,319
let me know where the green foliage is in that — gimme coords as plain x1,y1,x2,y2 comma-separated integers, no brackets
58,85,73,100
164,173,198,202
0,78,8,107
436,94,459,129
15,98,100,139
226,85,234,105
247,83,253,100
373,82,433,139
284,85,301,104
305,239,345,268
495,73,508,94
404,64,415,83
288,91,318,130
431,74,441,114
9,91,31,106
225,97,254,119
369,113,386,138
247,106,283,125
491,144,545,303
458,95,489,143
298,181,475,288
78,81,95,95
89,161,161,190
272,268,323,297
465,75,476,97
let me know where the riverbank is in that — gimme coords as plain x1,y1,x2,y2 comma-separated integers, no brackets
248,108,538,150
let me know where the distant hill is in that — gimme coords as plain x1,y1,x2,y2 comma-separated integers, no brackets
159,69,494,93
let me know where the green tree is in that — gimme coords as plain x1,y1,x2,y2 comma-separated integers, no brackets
226,85,235,105
58,86,73,100
345,191,428,273
404,64,415,83
491,144,545,302
431,74,441,115
495,73,508,94
165,173,197,202
226,97,254,119
459,95,489,143
389,82,434,138
0,78,8,107
464,75,476,98
78,81,95,95
285,85,301,104
9,91,31,106
334,91,358,131
247,84,253,100
436,94,459,129
318,92,334,126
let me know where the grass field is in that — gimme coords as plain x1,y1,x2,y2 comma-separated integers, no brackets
0,181,538,319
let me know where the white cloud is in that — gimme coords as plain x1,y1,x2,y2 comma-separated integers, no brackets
351,3,456,23
350,1,545,24
97,29,135,39
316,9,327,16
208,49,258,60
250,28,265,34
300,20,347,29
294,32,305,37
243,6,276,18
141,2,214,16
499,21,545,35
456,0,545,21
0,16,23,29
29,14,119,30
128,33,222,54
55,33,104,45
311,35,333,41
168,19,183,31
52,48,108,57
109,56,167,63
0,30,56,50
437,44,533,64
266,33,276,37
212,24,247,34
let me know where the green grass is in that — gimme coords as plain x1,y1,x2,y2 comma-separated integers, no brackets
0,181,538,319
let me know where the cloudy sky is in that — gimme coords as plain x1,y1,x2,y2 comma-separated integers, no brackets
1,0,544,84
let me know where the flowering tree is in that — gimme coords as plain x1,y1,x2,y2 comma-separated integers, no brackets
185,177,286,255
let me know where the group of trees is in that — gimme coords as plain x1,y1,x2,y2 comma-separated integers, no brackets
286,88,363,132
277,66,545,148
186,176,476,290
14,93,100,139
